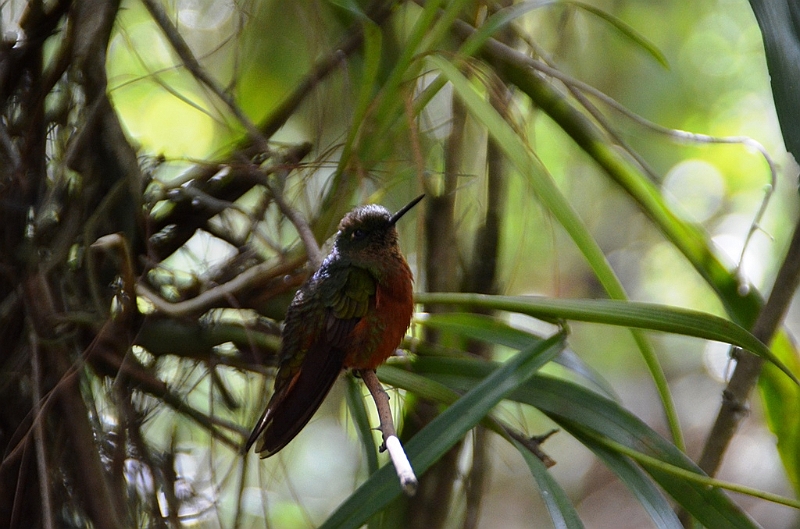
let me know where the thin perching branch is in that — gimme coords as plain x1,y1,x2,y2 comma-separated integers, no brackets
359,369,418,496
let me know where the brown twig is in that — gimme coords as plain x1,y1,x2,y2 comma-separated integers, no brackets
29,331,55,529
698,217,800,477
505,428,558,468
359,369,418,496
265,168,324,269
137,254,306,317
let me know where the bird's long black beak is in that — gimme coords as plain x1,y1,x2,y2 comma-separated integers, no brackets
389,194,425,225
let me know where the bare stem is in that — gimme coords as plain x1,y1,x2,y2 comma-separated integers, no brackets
698,217,800,476
30,331,55,529
359,369,418,496
268,176,324,269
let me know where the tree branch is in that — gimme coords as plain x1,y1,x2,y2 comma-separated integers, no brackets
137,254,306,317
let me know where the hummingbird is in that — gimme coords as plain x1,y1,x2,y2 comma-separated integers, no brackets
245,194,424,457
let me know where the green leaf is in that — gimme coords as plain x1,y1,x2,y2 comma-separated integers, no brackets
568,1,669,68
414,292,799,385
759,331,800,494
407,357,761,529
345,374,379,475
514,439,585,529
319,333,566,529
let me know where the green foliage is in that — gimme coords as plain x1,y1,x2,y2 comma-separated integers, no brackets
759,333,800,493
323,334,565,528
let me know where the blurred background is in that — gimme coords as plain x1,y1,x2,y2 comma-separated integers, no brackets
1,0,799,527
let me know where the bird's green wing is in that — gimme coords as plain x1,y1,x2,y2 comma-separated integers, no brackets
245,265,377,457
324,265,376,346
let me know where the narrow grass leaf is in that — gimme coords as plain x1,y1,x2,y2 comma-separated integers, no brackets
759,331,800,494
515,439,585,529
415,292,798,385
319,334,566,528
407,357,761,529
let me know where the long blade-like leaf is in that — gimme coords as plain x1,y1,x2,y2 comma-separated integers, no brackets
407,358,761,529
429,53,684,448
415,292,798,384
319,333,566,529
515,439,585,529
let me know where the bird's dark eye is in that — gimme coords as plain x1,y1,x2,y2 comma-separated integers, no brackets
351,229,366,240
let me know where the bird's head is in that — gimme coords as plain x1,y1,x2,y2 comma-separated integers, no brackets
333,194,424,264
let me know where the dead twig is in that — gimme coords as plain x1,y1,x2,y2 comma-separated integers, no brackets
505,428,557,468
137,254,306,317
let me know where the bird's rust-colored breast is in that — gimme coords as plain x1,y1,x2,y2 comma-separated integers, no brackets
344,258,414,370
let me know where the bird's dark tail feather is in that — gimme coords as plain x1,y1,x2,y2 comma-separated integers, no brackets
246,344,346,457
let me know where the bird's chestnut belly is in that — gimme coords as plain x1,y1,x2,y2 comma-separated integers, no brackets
344,283,413,370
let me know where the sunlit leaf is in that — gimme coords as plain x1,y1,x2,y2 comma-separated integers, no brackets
759,331,800,494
